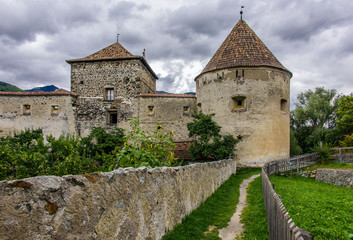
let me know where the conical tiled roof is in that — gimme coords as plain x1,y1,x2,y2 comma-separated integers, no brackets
199,20,291,76
67,42,135,62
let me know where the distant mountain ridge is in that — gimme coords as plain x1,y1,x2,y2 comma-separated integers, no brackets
0,81,24,92
25,85,58,92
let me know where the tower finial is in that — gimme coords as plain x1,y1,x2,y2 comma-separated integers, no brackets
240,6,244,20
117,33,120,43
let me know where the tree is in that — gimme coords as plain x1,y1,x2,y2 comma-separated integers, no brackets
334,94,353,142
290,87,339,153
187,112,238,160
290,129,302,156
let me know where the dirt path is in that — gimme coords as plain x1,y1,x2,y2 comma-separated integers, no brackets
218,174,261,240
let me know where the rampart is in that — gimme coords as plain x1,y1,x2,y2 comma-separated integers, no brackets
0,159,236,240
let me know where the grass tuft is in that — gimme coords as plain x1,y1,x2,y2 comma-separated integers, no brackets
163,168,261,240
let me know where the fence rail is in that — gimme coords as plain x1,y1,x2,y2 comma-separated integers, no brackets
262,153,321,240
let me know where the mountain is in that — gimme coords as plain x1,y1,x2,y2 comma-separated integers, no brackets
183,92,196,95
25,85,58,92
156,90,169,94
0,81,24,92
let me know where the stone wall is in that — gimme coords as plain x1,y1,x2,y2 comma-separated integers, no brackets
138,94,197,141
0,92,77,139
70,59,155,99
0,159,236,240
316,169,353,188
196,67,291,167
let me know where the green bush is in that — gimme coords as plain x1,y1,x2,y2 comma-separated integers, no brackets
113,118,176,169
187,112,238,160
313,143,332,164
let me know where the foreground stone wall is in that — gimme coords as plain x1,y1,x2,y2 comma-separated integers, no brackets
316,169,353,188
0,159,236,240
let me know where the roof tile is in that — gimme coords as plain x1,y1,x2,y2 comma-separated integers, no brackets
200,20,290,75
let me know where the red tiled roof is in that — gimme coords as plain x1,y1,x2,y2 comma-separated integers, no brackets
198,20,291,77
140,93,196,98
66,42,159,79
66,43,135,62
0,89,77,97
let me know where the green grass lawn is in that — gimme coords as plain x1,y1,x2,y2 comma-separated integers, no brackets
238,176,269,240
304,162,353,171
270,175,353,240
163,168,261,240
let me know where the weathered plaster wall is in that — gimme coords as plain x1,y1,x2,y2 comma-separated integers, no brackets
196,67,291,167
316,169,353,188
138,95,197,141
0,159,236,240
0,94,76,139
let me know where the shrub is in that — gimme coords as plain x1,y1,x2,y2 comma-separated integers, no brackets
187,112,238,160
313,143,332,164
113,118,176,169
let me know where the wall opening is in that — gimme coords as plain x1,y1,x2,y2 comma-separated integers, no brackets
148,105,155,116
23,104,31,115
231,96,246,111
51,105,59,116
105,88,114,101
183,106,190,116
280,99,288,112
108,111,118,124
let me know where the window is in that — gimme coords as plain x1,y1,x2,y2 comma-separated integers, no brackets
108,111,117,124
148,105,154,116
105,88,114,101
23,104,31,115
231,96,246,111
183,106,190,116
281,99,288,112
51,105,59,116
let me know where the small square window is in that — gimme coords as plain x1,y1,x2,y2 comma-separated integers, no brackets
51,105,59,116
232,96,246,111
148,105,154,116
23,104,31,115
105,88,114,101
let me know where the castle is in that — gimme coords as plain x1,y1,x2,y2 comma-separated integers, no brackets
0,19,292,166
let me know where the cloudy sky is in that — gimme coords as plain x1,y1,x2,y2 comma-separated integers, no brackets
1,0,353,105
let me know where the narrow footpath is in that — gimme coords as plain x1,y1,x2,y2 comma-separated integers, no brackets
218,174,261,240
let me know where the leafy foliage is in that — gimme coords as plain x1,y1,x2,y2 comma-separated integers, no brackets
290,129,302,156
187,112,238,160
291,87,339,153
333,95,353,143
0,121,177,180
114,118,176,169
270,175,353,240
339,133,353,147
312,143,332,164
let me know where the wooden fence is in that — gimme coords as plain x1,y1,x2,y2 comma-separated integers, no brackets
262,153,321,240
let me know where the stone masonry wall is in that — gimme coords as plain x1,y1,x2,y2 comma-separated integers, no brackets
0,159,236,240
0,94,76,139
138,94,197,141
316,169,353,188
70,59,155,99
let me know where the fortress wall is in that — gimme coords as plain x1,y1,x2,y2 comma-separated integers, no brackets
0,159,236,240
0,94,76,139
138,95,197,141
196,67,291,166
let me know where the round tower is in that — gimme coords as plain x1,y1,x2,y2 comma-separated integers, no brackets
195,20,292,167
